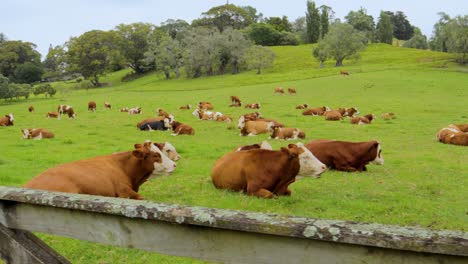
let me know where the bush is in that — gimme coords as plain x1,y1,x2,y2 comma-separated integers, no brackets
403,35,428,50
278,32,300,45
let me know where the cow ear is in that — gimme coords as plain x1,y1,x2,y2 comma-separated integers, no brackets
287,144,298,150
134,143,143,149
280,147,289,154
132,149,147,159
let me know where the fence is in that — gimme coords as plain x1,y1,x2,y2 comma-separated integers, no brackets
0,186,467,264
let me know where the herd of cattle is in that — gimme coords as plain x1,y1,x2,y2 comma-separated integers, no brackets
0,87,466,199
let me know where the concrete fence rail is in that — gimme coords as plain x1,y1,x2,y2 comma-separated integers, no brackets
0,186,467,264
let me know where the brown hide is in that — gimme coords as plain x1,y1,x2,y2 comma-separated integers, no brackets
240,120,273,136
302,106,327,116
179,104,191,109
288,88,296,94
104,102,112,109
230,96,241,104
381,112,396,120
171,121,195,135
23,128,55,139
437,126,468,146
351,114,374,124
28,106,34,112
295,104,308,109
345,107,359,117
270,127,305,140
340,70,349,75
120,107,129,112
199,102,213,110
157,108,170,118
324,110,343,121
46,112,60,118
305,140,380,172
245,103,260,109
24,143,162,199
88,101,96,111
454,124,468,132
136,117,166,128
274,87,284,94
211,145,303,198
0,115,14,126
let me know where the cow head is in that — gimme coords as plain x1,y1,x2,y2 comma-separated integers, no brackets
292,143,327,178
266,121,275,132
163,118,172,129
21,128,31,139
154,142,181,161
6,113,14,125
237,115,246,129
141,141,177,177
370,141,384,165
192,108,200,118
133,143,164,176
269,126,281,139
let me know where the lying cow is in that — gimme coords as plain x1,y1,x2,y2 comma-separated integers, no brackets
170,121,195,136
88,101,97,112
211,143,327,198
0,113,14,126
46,112,60,119
21,128,54,139
305,139,384,172
324,110,343,121
157,108,170,118
193,108,215,120
351,114,375,125
179,104,192,110
199,101,213,110
104,102,112,109
58,105,76,119
381,112,396,120
138,118,171,131
288,88,296,95
245,103,261,109
24,141,176,199
128,107,142,115
340,70,350,76
296,104,309,109
230,96,241,105
302,106,330,116
270,126,305,140
28,106,35,112
238,115,274,136
274,87,284,94
120,107,129,112
215,113,232,122
236,141,273,151
436,125,468,146
344,107,359,117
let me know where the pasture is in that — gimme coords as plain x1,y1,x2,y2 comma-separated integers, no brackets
0,44,467,263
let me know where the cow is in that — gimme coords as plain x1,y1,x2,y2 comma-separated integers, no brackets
381,112,396,120
229,101,242,107
238,116,275,136
170,121,195,136
324,110,343,121
28,106,34,112
236,141,273,151
245,103,261,109
305,139,384,172
104,102,112,109
88,101,97,112
138,118,171,131
241,112,261,121
295,104,309,109
46,112,60,119
120,107,129,112
21,128,54,139
340,70,350,76
136,116,168,128
453,124,468,132
179,104,192,110
211,143,327,198
199,101,214,110
270,126,305,140
57,105,76,119
0,113,14,126
152,141,181,161
288,88,297,95
237,114,283,129
302,106,330,116
214,113,232,122
193,108,215,120
436,125,468,146
157,108,171,118
230,96,241,105
274,87,285,94
23,141,177,199
128,107,142,115
344,107,360,117
351,114,375,125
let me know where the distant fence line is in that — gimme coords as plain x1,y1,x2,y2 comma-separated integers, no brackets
0,186,467,264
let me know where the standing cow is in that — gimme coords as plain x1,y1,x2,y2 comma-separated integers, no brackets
88,101,97,112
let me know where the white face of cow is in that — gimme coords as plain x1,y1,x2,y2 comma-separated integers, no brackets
266,122,275,132
296,143,327,178
148,142,177,177
371,143,384,165
161,142,181,161
163,118,171,129
21,129,30,139
192,109,199,117
237,115,246,129
8,113,14,122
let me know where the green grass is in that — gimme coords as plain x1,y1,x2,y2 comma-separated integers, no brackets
0,44,467,263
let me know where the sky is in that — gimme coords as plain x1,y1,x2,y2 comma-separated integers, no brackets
1,0,466,58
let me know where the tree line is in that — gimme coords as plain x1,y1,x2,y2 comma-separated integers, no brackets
0,1,466,100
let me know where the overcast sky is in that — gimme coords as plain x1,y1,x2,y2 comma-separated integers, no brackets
1,0,466,58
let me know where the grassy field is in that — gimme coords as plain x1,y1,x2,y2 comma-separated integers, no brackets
0,43,467,263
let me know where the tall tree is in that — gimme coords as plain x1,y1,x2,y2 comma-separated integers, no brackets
429,12,451,52
242,45,275,74
316,22,367,66
345,8,375,42
43,44,67,77
0,40,41,79
376,11,394,44
246,23,281,46
386,11,414,40
0,33,7,43
320,5,332,38
445,15,468,64
194,4,253,32
145,33,184,79
159,19,189,39
241,6,263,23
12,62,44,83
305,1,320,43
115,23,155,74
66,30,119,86
265,16,292,32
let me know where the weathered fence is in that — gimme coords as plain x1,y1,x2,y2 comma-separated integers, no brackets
0,186,467,264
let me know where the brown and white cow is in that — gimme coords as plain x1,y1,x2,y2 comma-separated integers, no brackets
230,96,241,106
270,126,306,140
340,70,349,76
238,116,275,136
120,107,129,112
170,121,195,136
23,141,176,199
104,102,112,109
214,113,232,122
46,111,60,119
28,106,35,112
305,139,384,172
128,107,142,115
453,124,468,132
351,114,375,125
58,105,76,119
302,106,330,116
0,113,14,126
288,88,296,95
136,116,167,128
193,108,215,120
211,143,327,198
179,104,192,110
236,141,273,151
381,112,396,120
324,110,343,121
344,107,360,117
296,104,309,109
152,141,181,161
245,103,261,109
21,128,54,139
237,114,283,129
436,125,468,146
274,87,285,94
199,101,214,110
88,101,97,112
157,108,171,118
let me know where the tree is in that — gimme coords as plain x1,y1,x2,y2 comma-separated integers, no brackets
313,43,329,67
241,6,262,23
43,44,67,78
445,15,468,64
386,11,414,40
159,19,189,39
115,23,155,74
403,35,428,50
376,11,394,44
12,62,44,83
429,12,451,52
246,23,281,46
345,8,375,42
66,30,119,86
265,16,292,32
0,40,42,79
0,33,6,43
0,74,10,100
305,1,320,43
316,23,367,66
320,5,333,38
194,4,254,32
145,33,184,79
242,45,275,74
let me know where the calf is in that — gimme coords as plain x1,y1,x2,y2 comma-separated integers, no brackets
344,107,359,117
214,113,232,122
157,108,170,118
230,96,241,105
295,104,309,109
351,114,375,125
57,105,76,119
120,107,129,112
46,112,60,119
274,87,284,94
104,102,112,109
288,88,296,95
381,112,396,120
199,101,213,110
128,107,142,115
305,139,384,172
340,70,349,76
21,128,54,139
138,118,171,131
179,104,192,110
0,113,14,126
245,103,261,109
170,121,195,136
88,101,97,112
238,116,274,136
236,141,273,151
436,125,468,146
324,110,343,121
270,126,305,140
23,141,176,199
211,143,326,198
28,106,34,112
302,106,330,116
